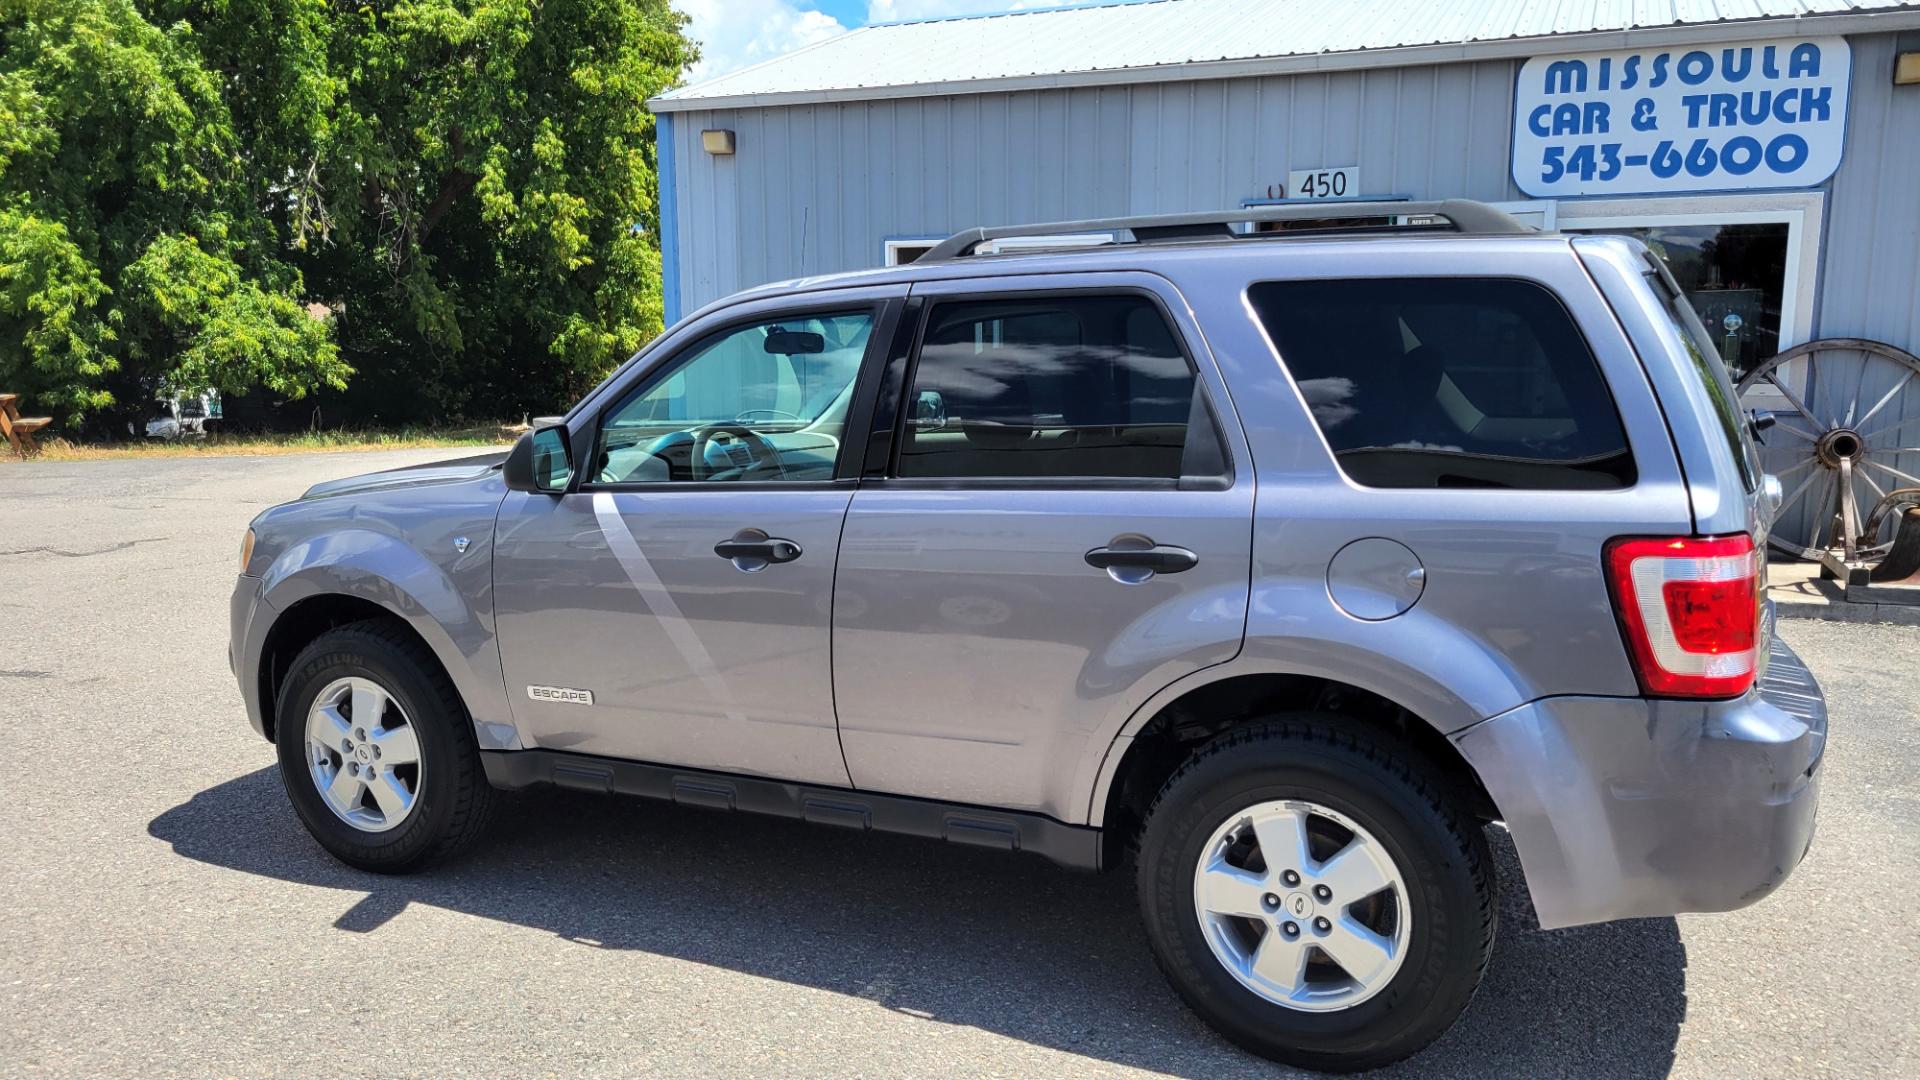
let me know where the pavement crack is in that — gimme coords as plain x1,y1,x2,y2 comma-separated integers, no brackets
0,670,53,679
0,536,168,559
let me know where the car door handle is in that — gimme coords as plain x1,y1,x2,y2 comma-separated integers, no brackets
1084,543,1198,575
714,533,802,565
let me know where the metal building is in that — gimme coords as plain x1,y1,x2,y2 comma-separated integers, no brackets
648,0,1920,554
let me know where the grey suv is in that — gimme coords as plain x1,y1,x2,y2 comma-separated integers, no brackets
229,201,1825,1071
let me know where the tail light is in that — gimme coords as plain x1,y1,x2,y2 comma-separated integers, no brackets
1605,534,1761,698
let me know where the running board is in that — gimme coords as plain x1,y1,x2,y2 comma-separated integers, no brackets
480,749,1104,871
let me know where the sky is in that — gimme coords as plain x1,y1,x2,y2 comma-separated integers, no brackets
673,1,1085,83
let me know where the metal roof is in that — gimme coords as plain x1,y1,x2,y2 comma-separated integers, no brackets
651,0,1920,112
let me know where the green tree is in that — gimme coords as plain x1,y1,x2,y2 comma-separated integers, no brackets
0,0,347,427
0,0,695,430
170,0,698,423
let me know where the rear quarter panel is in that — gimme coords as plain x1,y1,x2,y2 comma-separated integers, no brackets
1575,235,1763,538
1158,239,1697,729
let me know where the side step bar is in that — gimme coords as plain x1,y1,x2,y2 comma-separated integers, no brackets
480,749,1104,871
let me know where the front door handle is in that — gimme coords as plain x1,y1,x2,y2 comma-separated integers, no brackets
714,529,802,570
1084,542,1198,576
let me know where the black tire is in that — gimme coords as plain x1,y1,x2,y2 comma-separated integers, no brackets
274,619,496,872
1135,715,1495,1073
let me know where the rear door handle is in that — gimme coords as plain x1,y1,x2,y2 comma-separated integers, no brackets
1084,543,1198,575
714,530,802,569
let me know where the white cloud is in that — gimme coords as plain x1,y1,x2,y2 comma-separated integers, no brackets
676,1,850,82
868,0,1078,22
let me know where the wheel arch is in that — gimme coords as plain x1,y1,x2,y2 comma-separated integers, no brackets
251,528,513,748
1090,668,1499,867
256,594,444,741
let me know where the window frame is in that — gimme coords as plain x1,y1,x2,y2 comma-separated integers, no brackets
577,297,902,493
883,238,942,267
1246,273,1638,493
865,285,1234,491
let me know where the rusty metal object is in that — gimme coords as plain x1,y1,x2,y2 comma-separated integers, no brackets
1870,508,1920,586
1864,488,1920,548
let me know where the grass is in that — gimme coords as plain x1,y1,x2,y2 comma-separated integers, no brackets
14,425,520,461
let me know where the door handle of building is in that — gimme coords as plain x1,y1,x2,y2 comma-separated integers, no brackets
714,532,802,567
1084,544,1198,575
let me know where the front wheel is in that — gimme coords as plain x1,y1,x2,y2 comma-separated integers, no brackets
274,620,496,872
1135,716,1495,1072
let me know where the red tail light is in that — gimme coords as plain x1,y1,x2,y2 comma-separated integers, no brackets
1604,534,1761,698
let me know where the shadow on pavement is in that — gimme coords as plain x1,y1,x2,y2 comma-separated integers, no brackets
151,768,1686,1078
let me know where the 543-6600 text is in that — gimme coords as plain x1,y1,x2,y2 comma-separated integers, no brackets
1541,133,1811,184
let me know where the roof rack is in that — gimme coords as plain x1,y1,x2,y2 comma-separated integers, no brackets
918,199,1534,262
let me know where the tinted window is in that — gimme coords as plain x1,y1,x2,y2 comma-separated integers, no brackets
1249,278,1634,490
595,311,873,483
898,295,1221,481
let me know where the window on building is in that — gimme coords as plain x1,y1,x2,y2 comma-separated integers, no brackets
884,241,938,266
897,295,1223,481
1566,221,1789,380
1249,277,1634,490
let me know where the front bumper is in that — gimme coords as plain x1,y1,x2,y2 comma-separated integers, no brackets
1453,632,1825,930
230,574,271,739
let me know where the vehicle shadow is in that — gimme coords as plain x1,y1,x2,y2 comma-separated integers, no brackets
150,768,1686,1078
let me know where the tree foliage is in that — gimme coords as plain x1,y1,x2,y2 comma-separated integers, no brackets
0,0,695,429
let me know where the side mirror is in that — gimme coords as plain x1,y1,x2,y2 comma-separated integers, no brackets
910,389,947,430
503,425,575,493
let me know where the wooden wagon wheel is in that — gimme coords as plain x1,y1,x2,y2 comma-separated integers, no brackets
1737,338,1920,562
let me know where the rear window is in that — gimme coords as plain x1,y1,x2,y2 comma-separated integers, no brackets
1248,277,1635,490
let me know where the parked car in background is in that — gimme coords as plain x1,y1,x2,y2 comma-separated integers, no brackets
227,202,1825,1072
145,393,219,441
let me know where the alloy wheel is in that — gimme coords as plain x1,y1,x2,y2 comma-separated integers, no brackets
304,676,423,833
1192,799,1411,1012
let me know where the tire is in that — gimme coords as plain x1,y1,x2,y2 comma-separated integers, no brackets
274,619,496,872
1134,715,1495,1072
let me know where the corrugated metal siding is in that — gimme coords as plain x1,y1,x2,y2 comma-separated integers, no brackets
1815,30,1920,349
669,29,1920,372
654,0,1920,107
1120,62,1526,215
668,57,1529,309
675,84,1144,307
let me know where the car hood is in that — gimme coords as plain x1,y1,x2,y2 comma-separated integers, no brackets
300,451,509,500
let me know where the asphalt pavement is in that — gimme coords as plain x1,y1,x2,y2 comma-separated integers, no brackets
1,450,1916,1079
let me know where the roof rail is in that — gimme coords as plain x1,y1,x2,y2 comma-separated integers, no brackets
918,199,1533,261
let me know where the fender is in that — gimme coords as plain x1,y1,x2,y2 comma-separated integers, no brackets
1076,595,1536,826
256,527,518,750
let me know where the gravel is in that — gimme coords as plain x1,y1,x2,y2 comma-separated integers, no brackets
2,450,1915,1078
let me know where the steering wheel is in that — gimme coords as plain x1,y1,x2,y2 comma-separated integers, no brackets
690,421,786,480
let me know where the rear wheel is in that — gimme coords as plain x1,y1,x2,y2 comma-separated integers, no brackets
274,620,495,872
1135,716,1495,1072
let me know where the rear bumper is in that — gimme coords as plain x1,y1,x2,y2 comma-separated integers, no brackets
1453,631,1825,930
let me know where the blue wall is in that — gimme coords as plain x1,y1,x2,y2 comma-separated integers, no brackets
658,31,1920,356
